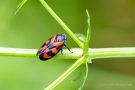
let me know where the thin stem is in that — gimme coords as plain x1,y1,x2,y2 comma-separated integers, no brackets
39,0,83,48
90,47,135,59
44,57,85,90
79,63,88,90
0,47,36,57
0,47,135,61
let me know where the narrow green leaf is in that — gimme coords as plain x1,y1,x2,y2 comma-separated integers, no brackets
78,63,88,90
86,9,91,43
75,33,86,42
83,9,91,55
15,0,28,15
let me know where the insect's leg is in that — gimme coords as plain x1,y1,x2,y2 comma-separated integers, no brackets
60,48,63,54
57,46,63,54
64,44,73,53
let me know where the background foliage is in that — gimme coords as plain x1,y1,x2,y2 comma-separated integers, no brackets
0,0,135,90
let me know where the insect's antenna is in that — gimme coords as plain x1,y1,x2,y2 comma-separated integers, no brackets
64,44,73,53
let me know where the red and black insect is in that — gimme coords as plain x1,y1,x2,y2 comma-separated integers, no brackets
36,34,72,61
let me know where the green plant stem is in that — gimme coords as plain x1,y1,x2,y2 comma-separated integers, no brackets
0,47,36,57
0,47,135,61
39,0,83,48
90,47,135,59
44,57,85,90
1,47,135,89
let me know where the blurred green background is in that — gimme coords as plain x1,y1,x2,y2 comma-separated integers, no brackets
0,0,135,90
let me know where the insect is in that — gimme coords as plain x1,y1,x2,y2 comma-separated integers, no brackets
36,34,72,61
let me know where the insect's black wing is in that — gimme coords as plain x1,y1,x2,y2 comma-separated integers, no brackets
36,39,51,56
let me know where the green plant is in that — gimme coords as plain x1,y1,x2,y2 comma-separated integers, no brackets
0,0,135,90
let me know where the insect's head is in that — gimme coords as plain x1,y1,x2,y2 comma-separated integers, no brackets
56,34,67,42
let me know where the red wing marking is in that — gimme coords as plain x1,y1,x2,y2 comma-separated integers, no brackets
53,42,64,47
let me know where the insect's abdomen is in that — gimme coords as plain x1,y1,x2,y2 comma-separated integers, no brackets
39,46,62,60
